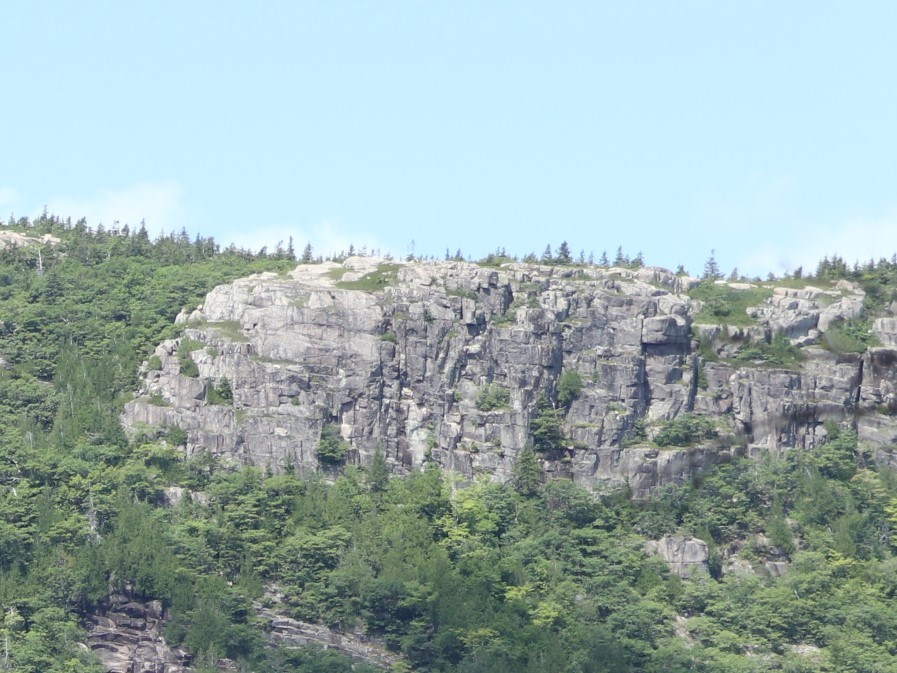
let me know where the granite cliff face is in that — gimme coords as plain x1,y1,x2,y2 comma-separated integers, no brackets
86,595,193,673
122,258,897,495
86,592,399,672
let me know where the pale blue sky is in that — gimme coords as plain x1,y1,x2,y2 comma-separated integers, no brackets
3,2,897,276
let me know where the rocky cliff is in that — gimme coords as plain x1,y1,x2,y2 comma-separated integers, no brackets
122,258,897,495
86,592,399,672
86,595,193,673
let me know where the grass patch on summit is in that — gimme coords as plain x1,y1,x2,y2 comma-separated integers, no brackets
690,282,772,327
335,264,402,292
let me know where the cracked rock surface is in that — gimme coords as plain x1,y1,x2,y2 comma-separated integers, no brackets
123,259,890,496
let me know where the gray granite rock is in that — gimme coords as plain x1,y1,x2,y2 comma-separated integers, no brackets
122,259,883,496
645,536,710,577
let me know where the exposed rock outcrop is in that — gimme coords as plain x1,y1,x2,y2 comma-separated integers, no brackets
122,259,890,495
86,592,399,673
256,590,402,670
0,229,60,249
86,595,192,673
645,536,710,577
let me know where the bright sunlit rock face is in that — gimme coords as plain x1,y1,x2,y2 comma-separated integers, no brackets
124,259,894,496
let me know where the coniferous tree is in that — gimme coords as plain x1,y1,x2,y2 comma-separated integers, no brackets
367,447,390,496
613,246,627,266
556,241,572,265
702,249,721,280
512,446,542,497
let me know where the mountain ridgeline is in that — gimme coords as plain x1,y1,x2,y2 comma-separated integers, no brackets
6,214,897,672
126,256,896,494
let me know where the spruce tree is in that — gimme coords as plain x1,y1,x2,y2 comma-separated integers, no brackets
556,241,572,265
512,446,542,497
702,249,721,280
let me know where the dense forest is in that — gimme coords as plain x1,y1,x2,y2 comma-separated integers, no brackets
4,213,897,672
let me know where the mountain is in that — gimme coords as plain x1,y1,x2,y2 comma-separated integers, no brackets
125,256,896,496
6,216,897,672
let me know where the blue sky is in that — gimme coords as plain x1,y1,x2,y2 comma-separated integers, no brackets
3,2,897,277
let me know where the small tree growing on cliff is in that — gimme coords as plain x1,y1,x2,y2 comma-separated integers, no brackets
530,396,565,452
317,424,349,465
557,370,583,410
367,447,390,495
512,445,542,497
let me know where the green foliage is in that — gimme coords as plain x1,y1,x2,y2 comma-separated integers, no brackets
766,508,795,556
529,396,565,451
812,422,858,481
699,330,804,371
148,391,170,406
512,446,542,496
316,424,350,465
7,214,897,671
728,332,806,370
166,424,189,446
696,332,720,363
490,309,517,326
178,339,203,377
325,267,350,282
475,383,510,411
366,447,390,495
335,264,401,291
380,331,398,344
446,286,478,300
0,212,303,669
477,247,516,267
204,320,249,343
695,359,709,389
204,378,233,405
816,253,897,312
689,281,772,326
556,370,583,409
702,249,722,280
822,317,880,354
654,413,718,447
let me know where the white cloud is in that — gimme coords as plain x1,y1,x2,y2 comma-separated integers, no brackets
223,219,391,259
39,181,187,236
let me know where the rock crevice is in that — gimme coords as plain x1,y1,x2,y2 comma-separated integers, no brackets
123,260,892,494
